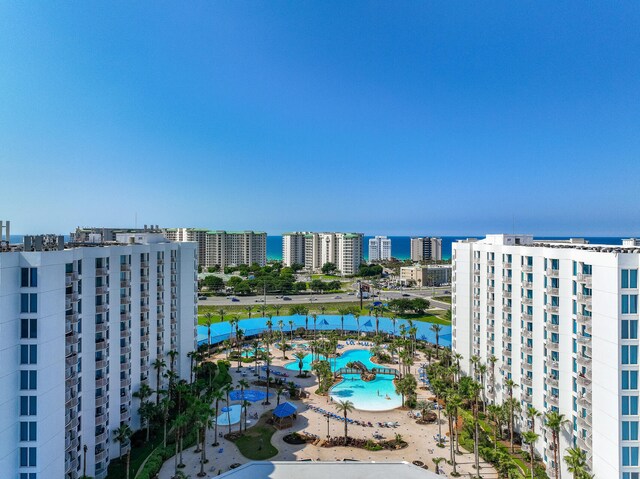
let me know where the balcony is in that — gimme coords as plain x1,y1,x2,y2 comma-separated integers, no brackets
546,374,559,387
120,296,131,305
503,262,512,269
522,313,532,322
65,332,78,347
157,269,164,278
503,275,512,284
120,328,130,339
546,268,559,278
95,377,108,388
577,273,592,287
65,355,77,367
65,415,79,429
121,377,131,388
522,376,533,386
578,392,592,407
523,361,533,371
141,349,150,359
65,457,78,473
522,392,533,403
584,324,592,335
95,413,107,426
487,285,495,293
577,414,592,429
523,329,533,338
120,409,130,422
140,289,150,298
487,259,495,266
120,264,131,272
487,324,495,333
487,312,495,320
96,304,109,314
158,324,165,333
66,271,79,281
140,333,149,343
577,313,592,324
547,341,559,352
65,375,79,389
141,260,149,268
576,354,591,368
546,286,559,296
545,304,559,314
576,334,592,344
121,312,131,322
121,362,129,372
96,321,108,333
121,346,131,355
95,430,108,444
141,318,150,328
503,290,512,299
66,394,79,409
577,373,592,388
522,297,533,305
96,267,108,276
576,436,591,451
503,349,512,358
546,322,559,333
503,334,512,343
96,359,107,370
95,339,107,351
503,305,512,313
547,395,559,407
96,285,109,295
522,345,533,355
141,305,150,313
171,280,177,288
473,293,480,301
487,272,495,280
522,264,533,273
96,394,108,407
66,311,79,323
121,279,130,288
547,357,559,369
473,305,480,313
95,448,108,463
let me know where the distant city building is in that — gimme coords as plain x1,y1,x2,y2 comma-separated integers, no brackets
282,232,364,275
368,236,392,262
0,228,196,479
282,232,308,267
399,264,451,286
452,234,640,479
71,225,163,243
163,229,266,268
410,236,442,262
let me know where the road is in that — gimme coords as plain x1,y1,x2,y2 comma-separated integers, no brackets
198,285,451,309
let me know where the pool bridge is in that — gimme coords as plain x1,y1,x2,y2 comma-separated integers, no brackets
334,366,400,378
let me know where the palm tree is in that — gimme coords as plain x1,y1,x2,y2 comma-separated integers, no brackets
211,390,224,446
167,349,179,372
113,423,133,479
432,457,445,475
338,307,349,336
564,446,588,479
139,400,155,442
186,351,197,383
203,312,214,349
223,384,234,433
522,430,540,479
527,406,542,434
354,312,361,336
133,383,153,435
311,313,318,339
217,308,226,324
243,305,254,319
242,399,251,432
288,319,294,340
546,410,569,479
152,358,166,405
478,363,488,411
293,351,308,376
266,314,273,333
469,381,483,473
160,395,174,447
173,412,189,472
445,391,461,475
488,354,498,403
487,404,502,450
335,399,354,444
274,304,282,316
504,378,519,452
430,323,443,358
276,386,285,406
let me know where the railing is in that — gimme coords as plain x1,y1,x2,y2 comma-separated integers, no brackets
546,341,559,351
522,376,533,386
522,345,533,355
503,275,512,283
522,280,533,288
522,297,533,305
96,321,108,333
96,267,108,276
120,264,131,272
547,323,559,332
546,268,559,277
96,304,109,313
546,304,559,314
547,395,559,407
522,264,533,273
546,374,559,387
546,286,559,295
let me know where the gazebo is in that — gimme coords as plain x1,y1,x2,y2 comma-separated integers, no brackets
272,402,298,429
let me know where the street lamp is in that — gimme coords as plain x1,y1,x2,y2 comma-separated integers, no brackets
325,413,331,439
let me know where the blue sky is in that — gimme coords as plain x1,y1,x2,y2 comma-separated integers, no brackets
1,2,639,236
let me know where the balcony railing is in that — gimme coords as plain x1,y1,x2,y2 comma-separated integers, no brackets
522,345,533,355
546,268,559,277
577,374,592,388
503,275,512,283
523,329,533,338
545,304,559,314
546,341,559,352
547,323,559,332
522,297,533,305
546,286,559,295
120,264,131,272
523,361,533,371
547,395,559,407
96,267,108,276
522,376,533,386
96,304,109,313
522,313,532,321
546,374,559,387
522,264,533,273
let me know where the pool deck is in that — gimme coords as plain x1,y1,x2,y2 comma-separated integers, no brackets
157,339,498,478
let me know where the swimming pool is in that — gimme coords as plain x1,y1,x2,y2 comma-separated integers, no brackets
285,349,402,411
229,389,268,402
285,348,379,372
215,404,242,426
330,374,402,411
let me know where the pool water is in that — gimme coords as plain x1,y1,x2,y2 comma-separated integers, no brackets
215,404,242,426
229,389,268,402
285,348,378,372
330,374,402,411
286,348,402,411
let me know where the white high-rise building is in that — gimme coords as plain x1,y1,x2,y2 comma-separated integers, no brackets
163,228,208,267
299,232,364,275
368,236,391,262
282,232,307,267
452,234,640,479
0,232,197,479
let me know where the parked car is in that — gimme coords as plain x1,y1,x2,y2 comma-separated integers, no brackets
230,297,240,302
282,296,292,301
402,293,410,297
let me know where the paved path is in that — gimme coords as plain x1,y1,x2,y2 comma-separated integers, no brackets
158,343,493,479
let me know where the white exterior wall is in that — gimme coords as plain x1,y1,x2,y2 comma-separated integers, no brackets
282,233,306,267
368,236,391,262
0,240,197,479
453,234,640,479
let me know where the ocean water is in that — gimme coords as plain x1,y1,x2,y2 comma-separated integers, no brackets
267,235,630,262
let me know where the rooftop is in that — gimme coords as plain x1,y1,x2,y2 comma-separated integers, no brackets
216,461,438,479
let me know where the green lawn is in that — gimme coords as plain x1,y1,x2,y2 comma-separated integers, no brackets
432,295,452,304
229,413,278,460
198,302,451,325
106,434,162,479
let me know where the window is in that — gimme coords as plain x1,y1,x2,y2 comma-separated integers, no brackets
19,421,37,441
623,295,639,314
623,447,639,466
623,371,639,390
623,396,639,415
623,473,640,479
19,447,36,467
623,270,639,289
20,396,37,416
20,268,37,288
20,371,37,390
20,345,37,365
20,473,37,479
20,293,38,313
623,421,639,440
20,318,37,339
623,320,639,339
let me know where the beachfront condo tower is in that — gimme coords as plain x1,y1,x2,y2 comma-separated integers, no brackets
282,232,364,275
368,236,392,262
0,231,197,479
410,236,442,262
452,234,640,478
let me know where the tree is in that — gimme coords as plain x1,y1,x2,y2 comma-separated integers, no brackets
432,457,445,475
203,275,224,291
468,381,483,473
133,383,154,436
203,312,214,350
139,400,156,442
217,308,226,323
211,390,224,446
321,262,338,275
522,430,540,479
430,324,442,358
527,406,542,434
411,297,430,314
152,358,166,405
113,423,132,461
546,410,569,479
504,378,519,452
244,305,254,318
564,446,588,479
445,391,461,475
335,399,354,443
293,351,308,376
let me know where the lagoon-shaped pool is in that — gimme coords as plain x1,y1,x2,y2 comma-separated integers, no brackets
215,404,242,426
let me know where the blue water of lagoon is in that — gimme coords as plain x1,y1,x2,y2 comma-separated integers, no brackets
197,314,451,347
284,348,377,372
